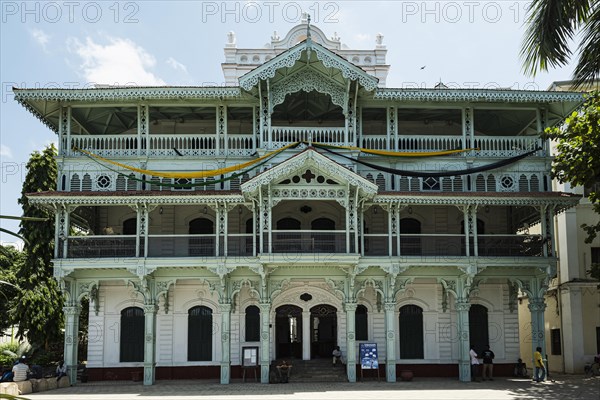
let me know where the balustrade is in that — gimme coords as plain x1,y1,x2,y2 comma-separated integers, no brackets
60,232,544,260
269,126,347,149
65,132,541,158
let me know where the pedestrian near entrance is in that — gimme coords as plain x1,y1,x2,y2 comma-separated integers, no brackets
469,345,480,382
332,346,342,366
481,345,495,380
533,346,545,382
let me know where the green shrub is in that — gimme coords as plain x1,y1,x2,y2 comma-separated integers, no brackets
0,342,19,367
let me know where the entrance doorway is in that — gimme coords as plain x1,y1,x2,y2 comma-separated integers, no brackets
275,305,302,359
310,304,337,359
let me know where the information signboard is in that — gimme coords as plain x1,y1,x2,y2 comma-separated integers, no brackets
359,343,378,369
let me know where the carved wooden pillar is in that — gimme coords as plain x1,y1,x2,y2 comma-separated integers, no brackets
344,302,357,382
63,304,80,384
259,302,271,383
220,302,232,384
143,303,158,385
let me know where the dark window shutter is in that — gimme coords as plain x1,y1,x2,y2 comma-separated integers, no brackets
120,307,144,362
399,304,424,359
188,306,213,361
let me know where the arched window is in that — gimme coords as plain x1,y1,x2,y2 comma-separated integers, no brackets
355,305,368,341
188,306,213,361
189,218,214,256
469,304,489,355
399,304,424,359
275,218,301,252
245,305,260,342
123,218,136,235
120,307,144,362
400,218,421,255
311,217,335,252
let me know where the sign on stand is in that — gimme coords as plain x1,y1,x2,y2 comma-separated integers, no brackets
359,343,380,381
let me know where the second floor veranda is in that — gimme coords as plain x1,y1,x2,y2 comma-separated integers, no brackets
43,198,573,262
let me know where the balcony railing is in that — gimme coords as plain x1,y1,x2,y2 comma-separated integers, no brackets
269,127,348,149
65,131,543,159
69,134,255,157
472,136,542,157
266,231,349,253
60,233,544,259
66,236,137,258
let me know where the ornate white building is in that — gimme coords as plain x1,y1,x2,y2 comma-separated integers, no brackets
18,21,584,385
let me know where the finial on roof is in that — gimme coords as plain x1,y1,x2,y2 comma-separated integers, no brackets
305,13,311,39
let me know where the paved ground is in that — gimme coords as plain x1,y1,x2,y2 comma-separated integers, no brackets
22,375,599,400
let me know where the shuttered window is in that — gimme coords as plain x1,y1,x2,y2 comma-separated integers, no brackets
245,305,260,342
399,304,424,359
120,307,144,362
355,305,368,341
188,306,213,361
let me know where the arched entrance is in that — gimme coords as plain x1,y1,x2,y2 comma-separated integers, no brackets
310,304,337,359
275,305,302,359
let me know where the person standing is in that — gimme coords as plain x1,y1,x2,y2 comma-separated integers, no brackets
533,346,545,382
481,345,495,381
469,345,480,382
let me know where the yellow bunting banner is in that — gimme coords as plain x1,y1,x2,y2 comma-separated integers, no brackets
311,142,478,157
74,142,299,179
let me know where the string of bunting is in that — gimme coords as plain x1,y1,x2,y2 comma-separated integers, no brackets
81,149,279,188
73,141,538,183
313,143,541,178
74,142,300,179
311,142,478,157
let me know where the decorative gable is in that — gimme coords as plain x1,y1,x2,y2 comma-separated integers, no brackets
238,39,379,92
241,148,378,200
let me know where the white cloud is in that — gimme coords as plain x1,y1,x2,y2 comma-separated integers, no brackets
354,33,370,43
0,144,13,159
166,57,188,74
68,37,165,86
31,29,50,51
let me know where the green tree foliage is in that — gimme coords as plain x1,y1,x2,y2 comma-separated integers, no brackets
521,0,599,87
0,245,24,333
11,144,64,347
544,92,600,252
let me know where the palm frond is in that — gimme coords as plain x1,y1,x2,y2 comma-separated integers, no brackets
521,0,591,75
573,5,600,87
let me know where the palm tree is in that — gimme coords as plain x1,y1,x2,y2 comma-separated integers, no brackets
521,0,600,88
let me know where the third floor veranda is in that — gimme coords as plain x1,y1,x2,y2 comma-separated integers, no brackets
13,87,584,160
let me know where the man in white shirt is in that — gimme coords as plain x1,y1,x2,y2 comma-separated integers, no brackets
469,345,480,382
12,358,30,382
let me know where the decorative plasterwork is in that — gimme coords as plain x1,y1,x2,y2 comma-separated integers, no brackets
239,43,305,91
239,39,378,92
271,68,346,112
311,44,378,91
27,194,245,207
374,89,584,103
13,87,242,102
372,194,580,212
241,149,377,198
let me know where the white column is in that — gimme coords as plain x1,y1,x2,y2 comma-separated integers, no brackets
137,104,149,157
456,300,471,382
63,305,80,384
143,304,158,385
561,287,585,372
259,302,271,383
302,310,311,360
384,302,396,382
220,303,232,384
344,302,357,382
528,298,547,367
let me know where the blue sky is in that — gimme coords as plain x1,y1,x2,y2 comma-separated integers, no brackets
0,0,580,246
